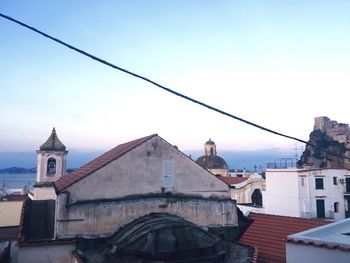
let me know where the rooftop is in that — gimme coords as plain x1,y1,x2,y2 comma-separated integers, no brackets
39,128,66,152
219,176,248,185
75,213,257,263
239,213,331,263
287,218,350,251
0,201,24,227
54,134,157,191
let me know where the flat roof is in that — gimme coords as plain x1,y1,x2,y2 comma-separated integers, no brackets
288,218,350,250
0,201,23,227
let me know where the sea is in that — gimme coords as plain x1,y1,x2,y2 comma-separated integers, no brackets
0,173,36,191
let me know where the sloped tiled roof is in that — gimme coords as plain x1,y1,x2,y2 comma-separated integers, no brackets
22,199,55,241
39,128,66,151
219,176,248,185
54,134,158,192
239,213,331,263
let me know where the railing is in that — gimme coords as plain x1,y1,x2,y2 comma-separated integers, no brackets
266,158,298,169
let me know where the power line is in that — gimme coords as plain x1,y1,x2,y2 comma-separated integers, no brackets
1,12,349,161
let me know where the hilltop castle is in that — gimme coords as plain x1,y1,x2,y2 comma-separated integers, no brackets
299,117,350,169
314,116,350,148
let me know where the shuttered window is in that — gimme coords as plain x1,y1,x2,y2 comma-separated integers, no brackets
163,160,174,188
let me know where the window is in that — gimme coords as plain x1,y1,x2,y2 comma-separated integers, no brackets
163,160,174,188
300,177,305,187
333,177,338,185
334,202,339,213
47,158,56,175
315,178,324,189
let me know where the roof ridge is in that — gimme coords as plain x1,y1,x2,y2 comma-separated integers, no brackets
54,134,157,192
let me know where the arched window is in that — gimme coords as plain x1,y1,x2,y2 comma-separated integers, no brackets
47,158,56,175
334,202,339,213
251,189,263,207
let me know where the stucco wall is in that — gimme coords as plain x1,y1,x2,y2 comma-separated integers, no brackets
263,169,300,217
57,197,237,238
33,187,56,200
17,244,74,263
36,151,67,183
65,136,230,200
263,168,350,219
286,242,350,263
55,136,234,238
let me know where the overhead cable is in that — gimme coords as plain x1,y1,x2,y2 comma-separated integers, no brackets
1,12,349,161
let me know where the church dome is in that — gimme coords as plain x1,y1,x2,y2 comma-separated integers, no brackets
39,128,66,151
205,138,215,145
196,155,228,170
196,138,228,170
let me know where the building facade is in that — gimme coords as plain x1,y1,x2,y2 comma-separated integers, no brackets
220,173,265,206
16,133,256,263
263,168,350,220
287,218,350,263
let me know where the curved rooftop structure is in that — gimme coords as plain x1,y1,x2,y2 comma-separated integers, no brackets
196,155,228,170
196,138,228,171
205,138,215,145
75,213,256,262
39,128,66,151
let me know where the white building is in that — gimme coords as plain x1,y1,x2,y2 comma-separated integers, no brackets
220,173,265,206
286,218,350,263
263,168,350,220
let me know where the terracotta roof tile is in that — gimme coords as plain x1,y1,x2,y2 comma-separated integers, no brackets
54,134,158,192
219,176,248,185
239,213,331,263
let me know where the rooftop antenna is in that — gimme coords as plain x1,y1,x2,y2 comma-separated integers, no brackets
294,143,304,160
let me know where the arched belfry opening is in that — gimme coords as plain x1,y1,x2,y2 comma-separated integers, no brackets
251,189,263,207
47,158,56,175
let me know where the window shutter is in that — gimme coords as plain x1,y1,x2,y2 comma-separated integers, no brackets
163,160,174,188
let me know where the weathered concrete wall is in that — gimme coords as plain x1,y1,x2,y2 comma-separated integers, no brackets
57,197,237,238
33,187,56,200
17,244,74,263
66,136,230,201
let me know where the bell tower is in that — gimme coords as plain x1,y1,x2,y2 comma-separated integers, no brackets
204,138,217,156
34,128,68,200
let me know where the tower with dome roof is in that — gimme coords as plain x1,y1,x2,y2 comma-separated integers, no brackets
33,128,68,200
196,138,229,177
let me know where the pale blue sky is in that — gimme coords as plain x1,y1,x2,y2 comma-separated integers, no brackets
1,1,350,153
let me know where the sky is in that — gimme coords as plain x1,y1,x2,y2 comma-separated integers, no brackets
1,1,350,155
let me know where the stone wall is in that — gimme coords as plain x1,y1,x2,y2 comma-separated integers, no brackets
17,244,74,263
65,136,230,201
56,196,237,238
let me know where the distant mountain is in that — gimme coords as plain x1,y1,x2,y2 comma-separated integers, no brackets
0,149,297,172
0,151,102,170
0,167,76,174
0,167,36,174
